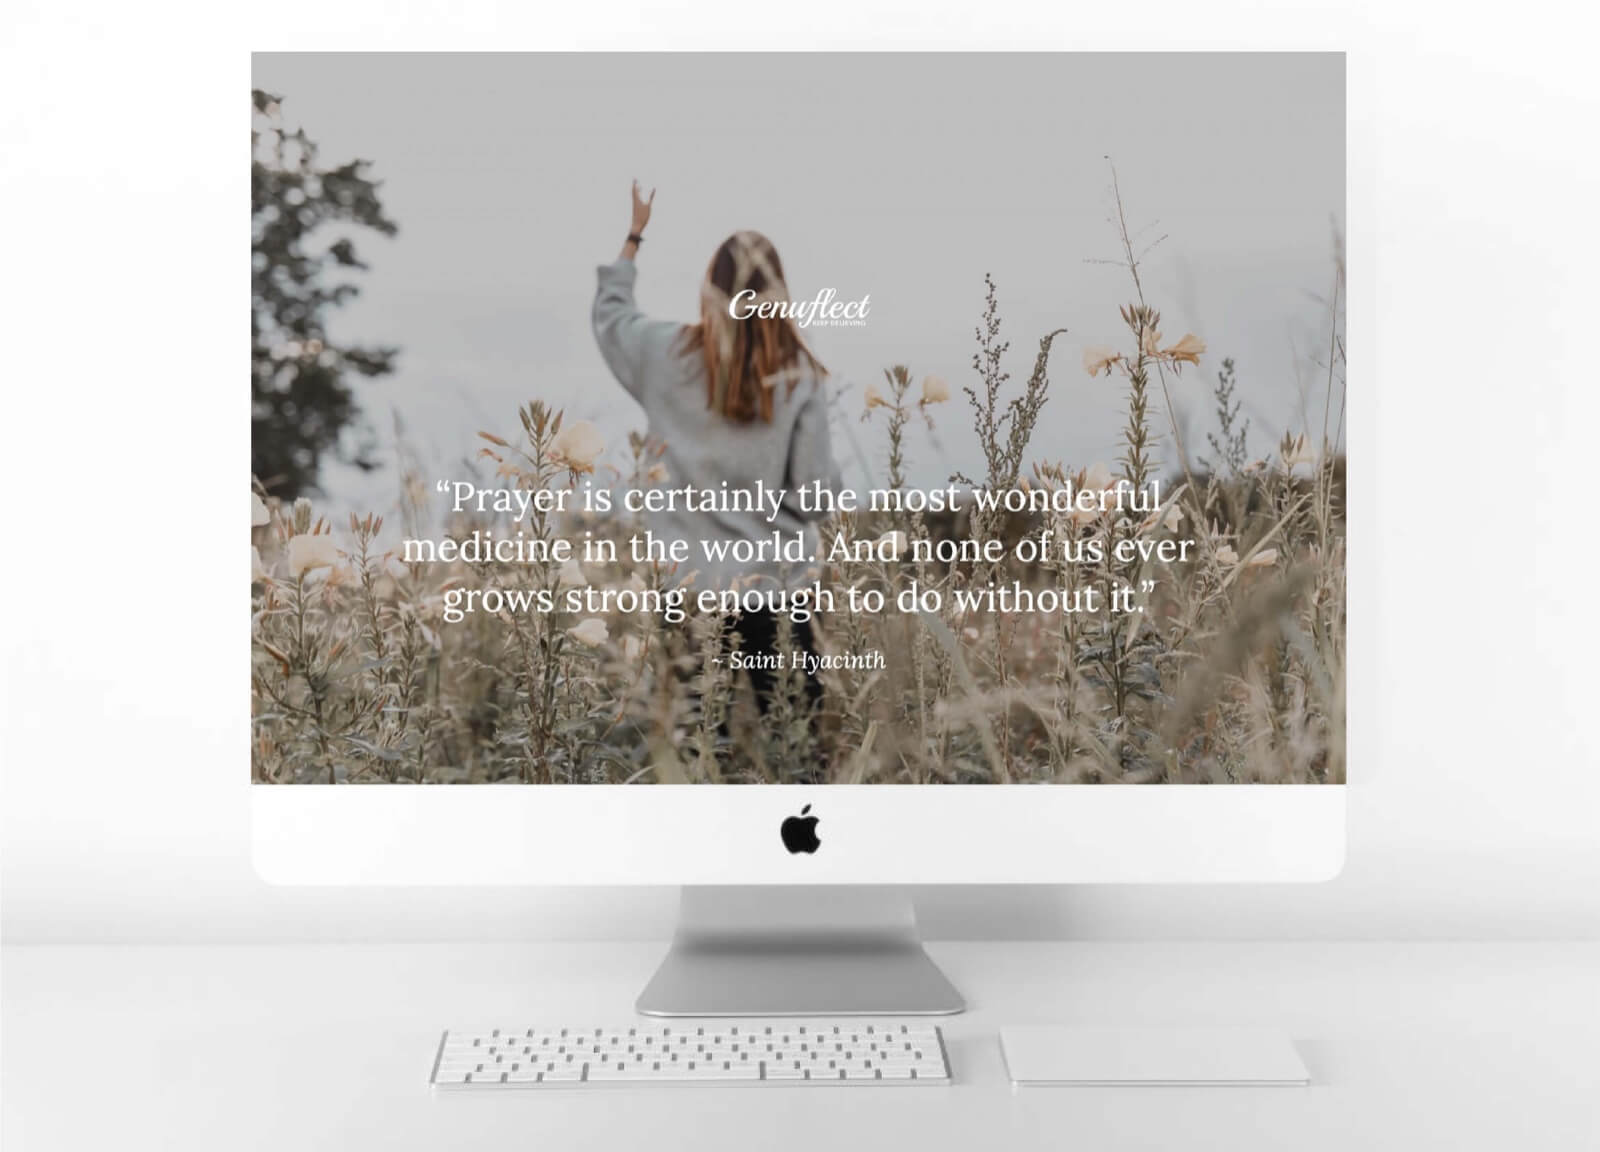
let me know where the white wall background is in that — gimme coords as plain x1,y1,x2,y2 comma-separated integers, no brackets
3,1,1597,944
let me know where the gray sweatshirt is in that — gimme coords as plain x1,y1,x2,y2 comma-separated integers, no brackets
592,259,842,594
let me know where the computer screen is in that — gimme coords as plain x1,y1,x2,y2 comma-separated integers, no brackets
250,52,1345,799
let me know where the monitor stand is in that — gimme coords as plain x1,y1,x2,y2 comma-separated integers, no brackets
636,886,965,1017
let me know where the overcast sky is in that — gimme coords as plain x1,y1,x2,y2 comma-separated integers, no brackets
252,53,1344,512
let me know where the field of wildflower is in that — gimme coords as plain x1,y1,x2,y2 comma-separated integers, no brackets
251,263,1346,787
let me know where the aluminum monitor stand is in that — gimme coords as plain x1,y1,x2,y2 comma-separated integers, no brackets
636,886,965,1017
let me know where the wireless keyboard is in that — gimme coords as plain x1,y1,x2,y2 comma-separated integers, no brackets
430,1021,951,1087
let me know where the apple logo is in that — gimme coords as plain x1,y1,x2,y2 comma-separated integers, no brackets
780,805,821,854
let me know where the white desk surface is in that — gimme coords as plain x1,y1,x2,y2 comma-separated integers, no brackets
4,941,1597,1151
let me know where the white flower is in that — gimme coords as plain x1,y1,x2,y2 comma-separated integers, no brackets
1070,462,1117,526
863,382,889,411
621,635,645,662
1281,434,1318,471
287,533,341,577
1080,461,1114,491
875,530,907,557
1140,502,1185,535
920,375,950,404
251,492,270,527
1082,345,1120,377
551,420,605,473
1246,547,1279,568
1215,544,1240,567
1140,326,1163,358
557,558,587,587
569,618,609,647
1163,333,1206,366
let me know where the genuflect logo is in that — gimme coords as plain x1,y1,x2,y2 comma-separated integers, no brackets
730,288,870,329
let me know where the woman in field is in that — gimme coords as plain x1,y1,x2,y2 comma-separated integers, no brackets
592,181,840,717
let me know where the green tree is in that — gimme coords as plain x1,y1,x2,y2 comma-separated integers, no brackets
252,89,397,498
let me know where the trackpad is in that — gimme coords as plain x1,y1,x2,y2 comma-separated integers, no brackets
1000,1027,1310,1086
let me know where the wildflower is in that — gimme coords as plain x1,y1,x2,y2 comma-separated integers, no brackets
287,533,341,577
1163,333,1206,366
569,618,609,647
1082,345,1120,377
292,497,313,535
1140,502,1185,535
1081,461,1114,491
1140,326,1163,358
251,546,267,582
1246,548,1278,567
251,492,270,527
1070,462,1117,526
622,635,645,662
558,558,587,587
863,381,889,411
551,420,605,473
1281,434,1317,471
645,463,669,485
1215,544,1240,567
920,375,950,404
875,530,907,556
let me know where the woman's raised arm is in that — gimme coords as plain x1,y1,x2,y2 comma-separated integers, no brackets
618,179,653,262
593,181,663,399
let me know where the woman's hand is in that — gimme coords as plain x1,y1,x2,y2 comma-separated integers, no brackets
630,179,655,235
619,181,654,261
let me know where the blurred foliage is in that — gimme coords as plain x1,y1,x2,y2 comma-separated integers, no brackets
251,89,397,498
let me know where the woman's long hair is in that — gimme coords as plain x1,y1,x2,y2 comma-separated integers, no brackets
681,231,824,424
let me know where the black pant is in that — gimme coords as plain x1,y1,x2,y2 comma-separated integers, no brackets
730,609,823,715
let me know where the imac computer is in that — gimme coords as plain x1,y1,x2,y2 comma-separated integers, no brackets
250,51,1347,1017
